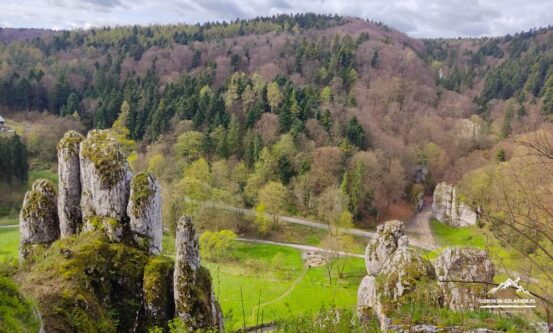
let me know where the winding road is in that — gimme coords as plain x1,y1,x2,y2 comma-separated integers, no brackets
201,200,439,250
404,205,439,249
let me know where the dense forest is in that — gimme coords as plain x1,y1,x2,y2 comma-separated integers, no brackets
1,14,553,225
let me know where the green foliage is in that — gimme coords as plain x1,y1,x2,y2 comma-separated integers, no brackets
0,276,41,333
501,103,514,138
175,131,203,161
542,74,553,115
496,148,506,162
345,116,367,149
199,229,237,261
258,181,287,215
0,134,28,183
254,203,270,236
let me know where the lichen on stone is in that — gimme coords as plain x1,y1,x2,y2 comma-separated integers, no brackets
80,130,128,188
21,179,58,221
130,171,155,216
57,130,84,159
84,216,123,242
19,179,60,262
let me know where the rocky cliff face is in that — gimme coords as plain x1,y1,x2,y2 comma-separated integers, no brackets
19,179,59,262
174,216,223,331
357,221,438,331
435,248,495,310
357,220,496,331
432,182,477,227
80,130,132,241
57,130,84,237
18,129,224,332
127,171,163,254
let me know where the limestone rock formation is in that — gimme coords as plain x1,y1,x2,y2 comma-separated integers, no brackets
358,221,439,331
127,171,162,254
18,130,226,331
80,130,132,240
377,236,437,302
434,248,495,310
174,216,223,331
356,276,379,323
57,130,84,237
364,220,404,275
19,179,60,261
432,182,477,227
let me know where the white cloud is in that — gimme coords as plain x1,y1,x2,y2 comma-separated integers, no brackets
1,0,552,37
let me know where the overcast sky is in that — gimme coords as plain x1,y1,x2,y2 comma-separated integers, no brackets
1,0,552,38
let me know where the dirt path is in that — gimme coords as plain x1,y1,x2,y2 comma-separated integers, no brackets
404,205,439,249
236,238,364,258
201,201,438,250
249,266,308,322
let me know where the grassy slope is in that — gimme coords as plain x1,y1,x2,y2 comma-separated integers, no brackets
204,242,364,330
429,218,523,281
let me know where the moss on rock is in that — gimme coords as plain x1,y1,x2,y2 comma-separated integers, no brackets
17,231,149,332
130,171,154,216
81,130,128,188
57,130,84,159
143,256,175,329
21,179,57,221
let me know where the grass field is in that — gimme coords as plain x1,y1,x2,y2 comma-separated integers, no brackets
429,218,524,281
204,242,365,330
29,169,58,184
0,227,19,263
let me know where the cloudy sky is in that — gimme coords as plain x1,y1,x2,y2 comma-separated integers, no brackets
1,0,552,38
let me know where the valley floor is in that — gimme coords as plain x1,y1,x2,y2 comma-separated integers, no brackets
0,204,538,330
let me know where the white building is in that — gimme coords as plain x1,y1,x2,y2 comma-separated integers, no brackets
0,115,5,130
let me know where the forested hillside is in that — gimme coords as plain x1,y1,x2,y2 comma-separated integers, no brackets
2,14,552,225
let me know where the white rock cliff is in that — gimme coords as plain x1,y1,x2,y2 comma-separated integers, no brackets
432,182,477,227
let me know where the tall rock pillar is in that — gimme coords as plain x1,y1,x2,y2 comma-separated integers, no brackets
79,130,132,241
57,130,84,237
127,171,162,254
174,216,223,331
